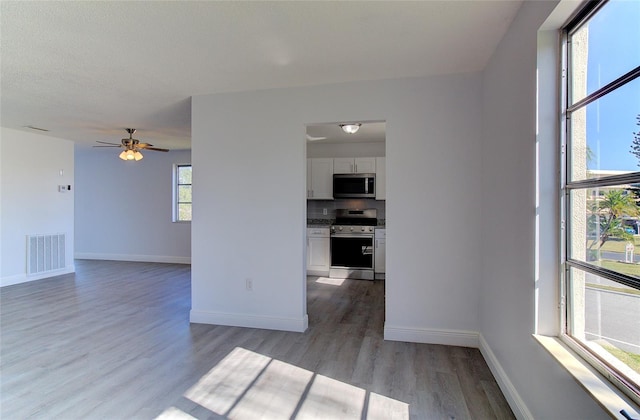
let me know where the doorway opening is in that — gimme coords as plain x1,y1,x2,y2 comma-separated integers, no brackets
304,121,386,329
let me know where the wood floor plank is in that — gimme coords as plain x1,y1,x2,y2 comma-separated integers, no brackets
1,261,514,419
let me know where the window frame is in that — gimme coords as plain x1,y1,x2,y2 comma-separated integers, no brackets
173,163,192,223
560,0,640,405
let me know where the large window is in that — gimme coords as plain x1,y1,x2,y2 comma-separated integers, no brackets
562,0,640,403
174,164,192,222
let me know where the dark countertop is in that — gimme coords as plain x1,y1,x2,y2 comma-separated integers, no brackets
307,219,333,227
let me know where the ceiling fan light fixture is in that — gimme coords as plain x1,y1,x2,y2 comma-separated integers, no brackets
340,123,361,134
104,129,169,160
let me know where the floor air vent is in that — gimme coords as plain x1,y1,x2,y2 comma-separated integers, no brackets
27,233,66,275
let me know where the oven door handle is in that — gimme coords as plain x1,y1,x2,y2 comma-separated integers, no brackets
331,234,374,239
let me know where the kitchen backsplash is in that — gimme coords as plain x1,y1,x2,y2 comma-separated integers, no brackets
307,199,386,220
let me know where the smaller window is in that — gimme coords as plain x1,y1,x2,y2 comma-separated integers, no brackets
173,164,192,222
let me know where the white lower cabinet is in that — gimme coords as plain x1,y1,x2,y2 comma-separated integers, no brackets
375,229,386,279
307,228,330,276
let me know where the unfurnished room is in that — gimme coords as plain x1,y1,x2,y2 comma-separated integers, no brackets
1,1,639,419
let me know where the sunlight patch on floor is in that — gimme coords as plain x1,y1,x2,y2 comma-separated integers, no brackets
295,374,365,418
228,358,314,418
157,347,409,419
155,406,197,419
183,346,271,415
367,392,410,420
315,277,346,286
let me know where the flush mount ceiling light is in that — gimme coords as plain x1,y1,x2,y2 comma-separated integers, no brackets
340,123,361,134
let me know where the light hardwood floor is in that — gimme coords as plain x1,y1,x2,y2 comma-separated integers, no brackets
1,260,514,419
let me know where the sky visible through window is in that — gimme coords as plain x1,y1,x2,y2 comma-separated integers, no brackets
585,0,640,171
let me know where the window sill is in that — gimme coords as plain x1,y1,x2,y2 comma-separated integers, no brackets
533,335,640,418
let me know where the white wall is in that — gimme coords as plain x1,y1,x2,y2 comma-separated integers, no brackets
74,147,191,263
479,1,606,418
307,141,385,158
191,2,612,416
1,127,75,286
191,74,483,338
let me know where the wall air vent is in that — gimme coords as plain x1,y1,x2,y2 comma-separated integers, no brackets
27,233,66,275
24,125,50,132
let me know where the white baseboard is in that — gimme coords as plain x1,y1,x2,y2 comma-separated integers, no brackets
479,334,533,420
74,253,190,264
306,269,329,276
1,265,76,287
384,324,480,348
190,310,308,333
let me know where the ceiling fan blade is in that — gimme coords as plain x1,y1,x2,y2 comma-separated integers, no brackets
100,129,168,155
306,134,327,141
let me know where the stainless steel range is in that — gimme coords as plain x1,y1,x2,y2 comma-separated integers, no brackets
330,209,377,280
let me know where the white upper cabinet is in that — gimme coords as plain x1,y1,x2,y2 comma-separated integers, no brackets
333,157,376,174
333,158,354,174
355,157,376,173
375,157,385,200
307,158,333,200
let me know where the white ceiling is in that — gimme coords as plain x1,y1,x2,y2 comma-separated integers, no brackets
0,1,522,150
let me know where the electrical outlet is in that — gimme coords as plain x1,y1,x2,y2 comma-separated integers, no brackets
323,208,328,215
246,278,253,291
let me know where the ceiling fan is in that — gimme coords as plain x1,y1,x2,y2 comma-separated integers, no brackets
94,128,169,161
306,134,327,142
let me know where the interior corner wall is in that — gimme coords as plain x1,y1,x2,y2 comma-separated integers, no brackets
479,1,606,418
0,127,75,286
191,74,484,336
74,147,191,263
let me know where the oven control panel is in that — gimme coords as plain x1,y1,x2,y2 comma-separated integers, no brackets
331,225,375,233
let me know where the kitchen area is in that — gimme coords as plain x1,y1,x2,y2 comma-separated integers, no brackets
306,122,386,281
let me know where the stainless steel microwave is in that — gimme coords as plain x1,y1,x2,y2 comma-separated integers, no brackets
333,173,375,198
